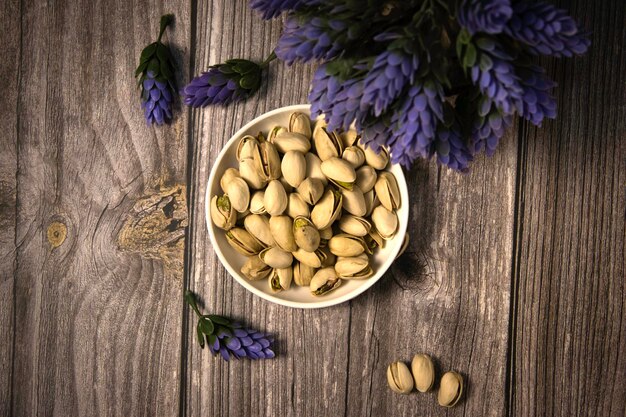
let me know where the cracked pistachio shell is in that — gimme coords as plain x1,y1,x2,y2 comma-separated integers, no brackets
311,188,343,230
411,354,435,393
363,189,378,217
243,214,275,247
387,362,414,394
220,168,241,194
335,255,372,279
319,227,333,240
288,112,312,137
273,131,311,154
438,372,463,407
313,125,343,161
286,193,309,218
328,234,367,257
341,186,366,216
292,248,326,268
395,233,409,259
224,177,250,213
356,165,377,193
339,129,358,148
361,143,390,170
255,141,282,180
293,262,316,286
269,267,293,293
264,180,288,216
267,125,287,143
259,247,293,269
320,247,336,268
249,191,266,214
226,227,265,256
236,135,259,161
338,215,371,237
305,152,328,186
367,228,385,250
342,146,365,169
321,157,356,190
282,151,307,188
269,215,298,252
210,195,236,230
293,216,320,252
309,267,341,296
375,172,401,211
297,178,324,205
241,256,272,281
371,206,398,240
239,158,267,190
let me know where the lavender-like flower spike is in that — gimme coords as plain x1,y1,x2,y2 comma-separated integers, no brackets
360,50,420,117
142,71,173,125
357,118,391,153
435,122,474,171
514,65,556,126
249,0,320,20
458,0,513,35
504,1,590,57
462,95,513,156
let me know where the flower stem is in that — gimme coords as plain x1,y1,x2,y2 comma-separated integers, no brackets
260,51,277,68
184,290,203,318
157,14,174,42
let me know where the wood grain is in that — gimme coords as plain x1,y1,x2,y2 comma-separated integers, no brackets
7,1,190,416
509,0,626,416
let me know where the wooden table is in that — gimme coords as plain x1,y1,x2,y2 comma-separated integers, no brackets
1,0,624,416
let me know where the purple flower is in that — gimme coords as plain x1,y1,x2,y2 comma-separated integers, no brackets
388,81,444,167
361,51,420,117
468,97,513,156
357,119,390,153
458,0,513,35
249,0,320,19
435,122,473,171
514,65,556,126
207,323,275,361
276,16,351,65
504,1,590,57
142,71,173,125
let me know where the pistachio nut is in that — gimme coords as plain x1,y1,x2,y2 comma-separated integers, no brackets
305,152,328,186
269,215,298,252
237,209,250,221
286,193,310,218
224,177,250,213
243,214,275,247
236,135,259,161
281,151,307,188
297,177,324,205
313,125,343,161
371,206,398,240
320,247,336,268
338,214,371,237
220,168,241,194
355,165,377,193
363,189,378,217
259,247,293,269
396,233,409,259
225,227,265,256
321,157,356,190
293,216,321,252
269,267,293,293
293,262,316,286
318,227,333,247
387,361,414,394
342,146,365,169
239,158,267,190
374,171,401,211
273,131,311,154
241,256,272,281
341,186,366,216
310,188,343,230
328,234,367,257
292,248,326,268
335,255,373,279
339,129,358,148
267,125,287,143
438,372,463,407
361,143,390,170
210,195,236,230
411,354,435,393
367,228,385,250
249,191,266,214
264,180,288,216
309,267,341,296
288,112,312,137
279,177,294,193
255,141,282,180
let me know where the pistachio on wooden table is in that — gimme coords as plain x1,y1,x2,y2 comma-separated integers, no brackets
387,361,414,394
438,371,464,407
411,354,435,393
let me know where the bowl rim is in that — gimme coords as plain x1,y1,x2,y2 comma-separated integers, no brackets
205,104,408,309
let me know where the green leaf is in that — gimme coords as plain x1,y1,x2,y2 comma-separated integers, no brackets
135,61,148,78
239,71,261,90
207,334,217,348
184,290,203,317
463,43,477,68
231,60,259,75
147,58,160,76
457,28,471,44
156,43,171,63
218,64,236,74
160,60,173,78
208,315,230,325
196,322,205,348
199,318,214,335
140,43,157,64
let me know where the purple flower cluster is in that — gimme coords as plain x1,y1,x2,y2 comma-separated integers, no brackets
249,0,319,20
468,98,513,156
142,71,173,125
515,65,556,126
435,122,474,171
208,322,275,361
458,0,512,35
182,67,244,107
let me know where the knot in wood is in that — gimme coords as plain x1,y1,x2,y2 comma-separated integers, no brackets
47,221,67,248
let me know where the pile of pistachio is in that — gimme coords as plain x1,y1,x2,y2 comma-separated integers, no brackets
387,354,464,408
210,111,403,296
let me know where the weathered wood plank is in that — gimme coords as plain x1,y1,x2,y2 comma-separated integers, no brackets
10,1,190,416
0,0,20,414
510,0,626,416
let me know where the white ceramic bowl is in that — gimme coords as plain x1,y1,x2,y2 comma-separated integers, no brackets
205,104,409,308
